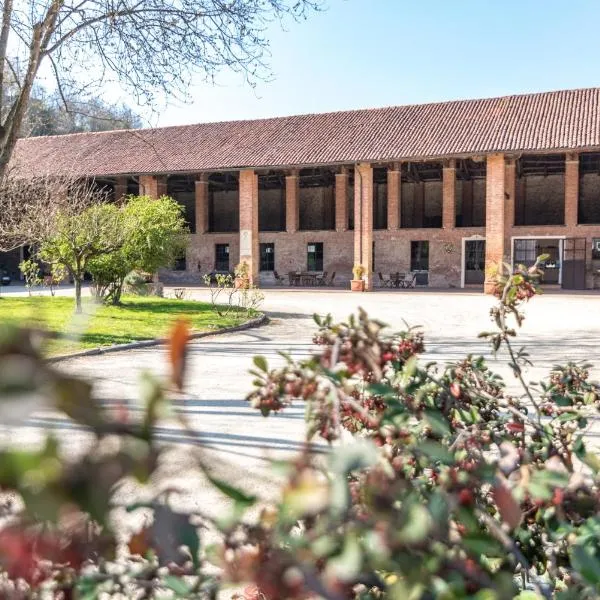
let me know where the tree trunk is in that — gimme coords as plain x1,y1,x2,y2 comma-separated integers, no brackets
75,277,82,313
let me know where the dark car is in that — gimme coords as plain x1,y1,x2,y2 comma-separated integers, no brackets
0,269,11,285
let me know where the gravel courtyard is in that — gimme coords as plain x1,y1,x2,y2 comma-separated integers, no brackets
1,286,600,519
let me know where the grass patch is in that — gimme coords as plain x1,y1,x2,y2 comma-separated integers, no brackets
0,296,251,356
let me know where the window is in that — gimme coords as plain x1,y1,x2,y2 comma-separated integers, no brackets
174,256,186,271
260,243,275,271
592,238,600,260
307,242,324,271
215,244,230,271
514,239,537,264
410,241,429,271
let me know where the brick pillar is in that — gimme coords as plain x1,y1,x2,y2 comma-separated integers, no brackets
239,169,259,285
484,154,506,294
504,158,516,251
139,175,167,198
286,170,299,233
387,165,400,230
354,163,374,290
565,153,579,227
442,159,456,229
114,176,127,201
195,173,209,234
335,167,348,231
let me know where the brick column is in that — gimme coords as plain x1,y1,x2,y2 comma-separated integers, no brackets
565,153,579,227
504,158,516,250
335,167,348,231
239,169,259,285
484,154,506,294
286,169,299,233
195,173,209,234
387,164,400,230
442,159,456,229
354,163,374,290
114,176,127,201
139,175,167,198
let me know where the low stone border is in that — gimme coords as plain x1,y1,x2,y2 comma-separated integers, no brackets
47,313,267,363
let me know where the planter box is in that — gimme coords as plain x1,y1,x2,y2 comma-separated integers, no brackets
350,279,365,292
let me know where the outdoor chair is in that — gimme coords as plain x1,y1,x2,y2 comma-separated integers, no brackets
390,272,402,288
328,271,336,286
378,272,392,288
288,271,298,286
400,272,417,289
274,270,285,285
316,271,328,286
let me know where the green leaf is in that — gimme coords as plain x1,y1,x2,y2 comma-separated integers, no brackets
399,503,431,544
207,475,257,512
571,544,600,585
556,411,579,423
418,440,454,465
424,410,450,437
252,355,268,373
326,532,362,582
574,436,586,458
163,575,191,596
463,533,504,558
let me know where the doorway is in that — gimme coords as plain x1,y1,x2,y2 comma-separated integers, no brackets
562,238,586,290
464,239,486,285
512,238,562,285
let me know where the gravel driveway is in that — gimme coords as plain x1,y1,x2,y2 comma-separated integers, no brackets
2,286,599,518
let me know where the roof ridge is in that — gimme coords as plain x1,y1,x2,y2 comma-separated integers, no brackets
16,86,600,143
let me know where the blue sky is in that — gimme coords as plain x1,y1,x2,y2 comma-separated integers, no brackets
156,0,600,127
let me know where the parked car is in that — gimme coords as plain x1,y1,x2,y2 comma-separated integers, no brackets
0,269,11,285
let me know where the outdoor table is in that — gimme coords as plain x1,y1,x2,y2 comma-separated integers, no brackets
300,273,318,286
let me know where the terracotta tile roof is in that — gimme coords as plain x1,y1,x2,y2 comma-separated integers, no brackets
11,87,600,178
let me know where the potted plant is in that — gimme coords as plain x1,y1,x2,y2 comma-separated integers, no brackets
234,261,251,289
351,263,365,292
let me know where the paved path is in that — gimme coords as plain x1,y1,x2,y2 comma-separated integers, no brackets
1,286,600,520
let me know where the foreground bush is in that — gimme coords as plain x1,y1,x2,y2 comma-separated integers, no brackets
0,261,599,599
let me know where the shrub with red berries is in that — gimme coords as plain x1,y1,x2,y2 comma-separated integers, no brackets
244,257,600,599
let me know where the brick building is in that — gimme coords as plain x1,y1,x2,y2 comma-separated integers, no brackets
7,87,600,292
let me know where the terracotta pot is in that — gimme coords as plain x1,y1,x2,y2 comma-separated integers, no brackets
350,279,365,292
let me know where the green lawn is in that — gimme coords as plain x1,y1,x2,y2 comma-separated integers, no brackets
0,296,249,355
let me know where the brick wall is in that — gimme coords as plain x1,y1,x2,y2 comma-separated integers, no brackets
580,173,600,223
239,169,259,284
455,179,486,226
139,175,166,198
484,154,506,292
299,185,335,230
210,189,239,232
401,181,443,228
158,153,600,291
515,174,565,226
259,188,285,231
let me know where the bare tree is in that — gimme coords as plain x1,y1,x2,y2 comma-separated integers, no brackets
0,172,96,251
0,0,320,179
0,174,123,311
